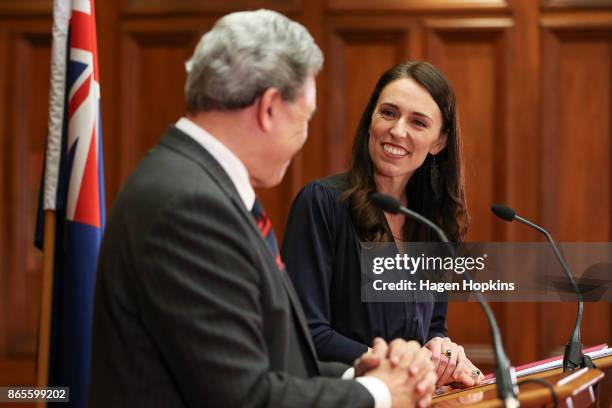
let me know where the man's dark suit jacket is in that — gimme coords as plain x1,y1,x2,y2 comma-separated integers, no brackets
88,126,374,407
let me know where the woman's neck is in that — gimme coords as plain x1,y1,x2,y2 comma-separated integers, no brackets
373,172,412,241
373,172,410,206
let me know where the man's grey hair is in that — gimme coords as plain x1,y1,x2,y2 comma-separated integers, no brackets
185,9,323,112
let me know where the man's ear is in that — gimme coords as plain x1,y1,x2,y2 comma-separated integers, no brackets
430,132,448,155
256,88,281,132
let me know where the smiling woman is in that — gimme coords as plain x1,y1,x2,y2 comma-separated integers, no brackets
346,61,467,244
282,61,482,389
369,77,446,188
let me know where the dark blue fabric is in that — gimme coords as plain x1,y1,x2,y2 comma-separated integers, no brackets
49,220,100,408
281,173,448,365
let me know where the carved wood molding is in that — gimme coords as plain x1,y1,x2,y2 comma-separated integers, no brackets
328,0,508,12
0,0,52,16
541,11,612,29
542,0,612,10
121,0,301,16
423,17,513,31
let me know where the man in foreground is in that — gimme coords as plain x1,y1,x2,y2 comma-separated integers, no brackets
89,9,436,408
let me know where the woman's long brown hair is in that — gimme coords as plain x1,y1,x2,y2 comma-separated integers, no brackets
342,61,469,243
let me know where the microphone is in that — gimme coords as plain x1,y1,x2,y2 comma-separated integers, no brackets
371,193,448,241
491,204,515,222
490,204,595,371
371,193,519,408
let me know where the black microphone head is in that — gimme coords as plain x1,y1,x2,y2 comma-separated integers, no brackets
491,204,516,222
370,193,401,214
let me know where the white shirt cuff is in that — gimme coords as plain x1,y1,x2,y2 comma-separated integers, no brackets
341,367,355,379
354,376,392,408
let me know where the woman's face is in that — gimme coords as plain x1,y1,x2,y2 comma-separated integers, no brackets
368,77,446,182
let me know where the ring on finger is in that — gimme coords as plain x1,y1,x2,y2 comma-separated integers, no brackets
444,348,452,358
471,369,481,377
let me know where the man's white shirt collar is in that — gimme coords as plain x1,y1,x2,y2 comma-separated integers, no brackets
175,117,255,210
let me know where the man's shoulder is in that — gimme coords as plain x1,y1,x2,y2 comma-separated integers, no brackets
120,146,211,205
105,130,230,242
127,126,224,197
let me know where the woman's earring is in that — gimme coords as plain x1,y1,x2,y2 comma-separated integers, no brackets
430,155,441,200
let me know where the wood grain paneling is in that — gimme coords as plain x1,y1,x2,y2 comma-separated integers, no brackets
286,0,327,198
0,0,51,16
498,0,542,367
541,28,611,240
121,0,301,16
96,0,122,208
119,28,200,181
424,21,514,369
541,10,612,29
503,0,541,242
1,23,52,379
327,28,407,173
424,21,511,241
0,21,7,360
0,359,36,386
328,0,508,13
542,0,612,9
540,24,612,354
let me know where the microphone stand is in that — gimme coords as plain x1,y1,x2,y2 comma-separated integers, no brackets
372,194,520,408
492,205,595,371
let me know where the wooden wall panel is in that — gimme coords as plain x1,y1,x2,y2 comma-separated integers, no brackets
328,0,508,12
542,0,612,9
424,23,512,370
287,0,327,194
8,27,51,357
327,28,407,173
425,22,510,241
0,19,7,361
503,0,541,243
497,0,541,367
121,0,301,15
540,22,612,357
119,28,200,181
0,0,52,16
96,0,121,207
436,38,500,240
0,20,51,386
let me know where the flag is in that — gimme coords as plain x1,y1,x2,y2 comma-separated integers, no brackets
35,0,105,406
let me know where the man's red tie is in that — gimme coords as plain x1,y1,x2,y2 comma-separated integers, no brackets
251,198,284,270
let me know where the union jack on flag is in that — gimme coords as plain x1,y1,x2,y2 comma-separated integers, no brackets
35,0,105,406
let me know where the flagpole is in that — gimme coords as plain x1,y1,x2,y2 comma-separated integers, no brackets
36,210,57,407
35,2,104,405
